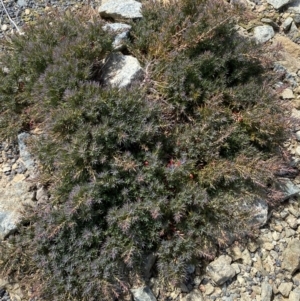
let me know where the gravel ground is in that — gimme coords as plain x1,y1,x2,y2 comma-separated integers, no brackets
0,0,102,38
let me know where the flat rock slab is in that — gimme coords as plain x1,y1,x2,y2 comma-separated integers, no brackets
253,25,275,43
267,0,293,9
101,53,143,88
206,255,236,285
99,0,142,20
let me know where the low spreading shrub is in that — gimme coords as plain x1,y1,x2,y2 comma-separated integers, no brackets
0,1,292,300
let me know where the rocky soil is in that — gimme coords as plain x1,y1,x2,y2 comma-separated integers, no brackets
2,0,300,300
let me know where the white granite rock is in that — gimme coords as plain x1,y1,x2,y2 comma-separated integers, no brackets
253,25,275,43
101,53,143,88
99,0,142,20
131,286,157,301
206,255,236,285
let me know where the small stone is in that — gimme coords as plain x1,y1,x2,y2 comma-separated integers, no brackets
253,25,275,44
262,242,274,251
102,23,132,50
2,165,11,173
226,245,243,261
261,18,280,30
248,199,269,227
289,21,299,35
272,231,281,241
253,255,264,271
283,17,294,31
248,241,259,252
252,285,261,295
1,24,8,32
101,53,143,88
295,146,300,157
285,228,296,238
25,9,30,15
287,215,298,229
281,88,295,99
294,14,300,24
289,289,300,301
204,283,214,296
270,250,279,260
206,255,236,286
293,100,300,110
293,273,300,286
17,0,27,6
278,282,293,297
231,263,241,274
18,133,35,171
282,240,300,274
102,23,132,32
12,174,25,182
237,275,245,286
261,281,273,301
278,179,300,201
187,264,195,274
242,249,252,266
149,278,160,298
288,205,300,218
131,286,157,301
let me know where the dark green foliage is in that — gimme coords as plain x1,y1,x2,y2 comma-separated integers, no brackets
0,1,291,300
